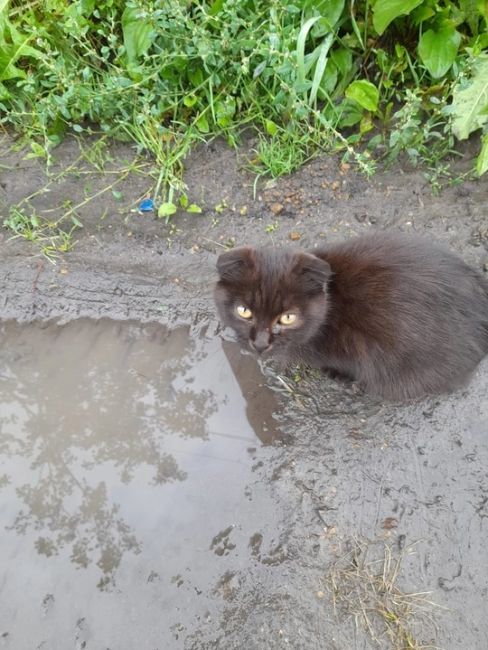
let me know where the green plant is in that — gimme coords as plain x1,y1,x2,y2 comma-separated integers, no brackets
3,207,82,262
0,0,487,213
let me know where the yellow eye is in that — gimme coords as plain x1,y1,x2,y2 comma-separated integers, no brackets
279,313,297,326
236,305,252,319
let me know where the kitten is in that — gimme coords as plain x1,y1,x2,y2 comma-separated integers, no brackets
214,232,488,401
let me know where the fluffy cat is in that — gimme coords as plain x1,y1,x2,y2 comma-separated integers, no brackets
214,232,488,401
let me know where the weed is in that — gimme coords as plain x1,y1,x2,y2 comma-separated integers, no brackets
3,207,81,262
1,0,487,209
325,538,443,650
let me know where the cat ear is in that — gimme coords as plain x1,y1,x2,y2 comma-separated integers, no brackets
294,253,331,293
216,247,255,282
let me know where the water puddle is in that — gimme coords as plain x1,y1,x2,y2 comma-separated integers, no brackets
0,319,284,648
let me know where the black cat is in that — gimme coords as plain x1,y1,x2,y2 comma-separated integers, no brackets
214,232,488,401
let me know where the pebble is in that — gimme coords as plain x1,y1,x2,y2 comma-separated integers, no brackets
270,203,283,215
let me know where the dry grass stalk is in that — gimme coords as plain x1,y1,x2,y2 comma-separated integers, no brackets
325,538,445,650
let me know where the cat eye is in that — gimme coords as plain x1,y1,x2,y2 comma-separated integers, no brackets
279,313,297,325
236,305,253,319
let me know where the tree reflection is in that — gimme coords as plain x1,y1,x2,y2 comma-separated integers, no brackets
0,320,219,589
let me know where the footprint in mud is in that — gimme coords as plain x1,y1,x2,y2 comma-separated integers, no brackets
213,570,240,601
210,525,236,556
41,594,55,618
75,618,90,650
249,532,263,558
248,532,289,565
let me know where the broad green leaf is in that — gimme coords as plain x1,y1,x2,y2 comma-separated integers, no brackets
29,142,46,158
187,204,202,213
183,94,198,107
372,0,423,35
0,18,43,83
452,54,488,139
187,67,204,86
215,97,236,128
345,80,379,112
318,63,338,96
476,132,488,175
209,0,224,16
310,0,345,34
418,27,461,78
196,114,209,133
0,54,25,81
412,5,435,24
265,119,278,136
0,81,9,99
122,7,153,65
321,0,345,28
460,0,480,35
360,114,374,134
479,0,488,20
158,202,177,218
336,99,363,127
330,48,352,78
179,193,189,208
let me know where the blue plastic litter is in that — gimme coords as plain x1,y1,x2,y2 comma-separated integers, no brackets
139,198,154,212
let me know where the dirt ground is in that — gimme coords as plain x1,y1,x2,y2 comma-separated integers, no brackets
0,132,488,650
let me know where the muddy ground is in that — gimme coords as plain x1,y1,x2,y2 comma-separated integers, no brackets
0,132,488,650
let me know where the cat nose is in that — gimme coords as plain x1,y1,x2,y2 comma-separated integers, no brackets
251,331,271,353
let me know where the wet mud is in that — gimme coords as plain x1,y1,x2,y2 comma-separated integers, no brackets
1,133,488,649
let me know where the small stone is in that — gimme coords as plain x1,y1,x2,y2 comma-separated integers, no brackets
484,262,488,272
382,517,398,530
270,202,283,215
340,162,351,172
331,180,340,190
289,231,301,241
316,591,324,599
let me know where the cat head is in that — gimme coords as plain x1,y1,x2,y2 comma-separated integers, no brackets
214,246,331,356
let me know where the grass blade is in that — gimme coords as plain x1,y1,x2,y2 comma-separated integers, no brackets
309,33,334,105
296,16,321,86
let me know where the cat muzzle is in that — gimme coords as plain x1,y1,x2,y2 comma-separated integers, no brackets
250,331,272,354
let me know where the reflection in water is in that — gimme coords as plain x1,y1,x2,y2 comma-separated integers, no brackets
0,319,281,589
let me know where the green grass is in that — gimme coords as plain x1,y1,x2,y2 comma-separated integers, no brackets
4,206,81,262
1,0,488,216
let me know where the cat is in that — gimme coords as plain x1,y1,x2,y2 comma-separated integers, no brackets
214,232,488,401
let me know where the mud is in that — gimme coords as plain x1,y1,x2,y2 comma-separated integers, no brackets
0,133,488,649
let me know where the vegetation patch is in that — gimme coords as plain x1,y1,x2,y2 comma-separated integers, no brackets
1,0,488,216
325,538,443,650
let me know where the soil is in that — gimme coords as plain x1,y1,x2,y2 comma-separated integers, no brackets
0,132,488,650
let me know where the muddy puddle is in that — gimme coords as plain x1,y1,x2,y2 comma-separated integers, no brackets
0,319,287,649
